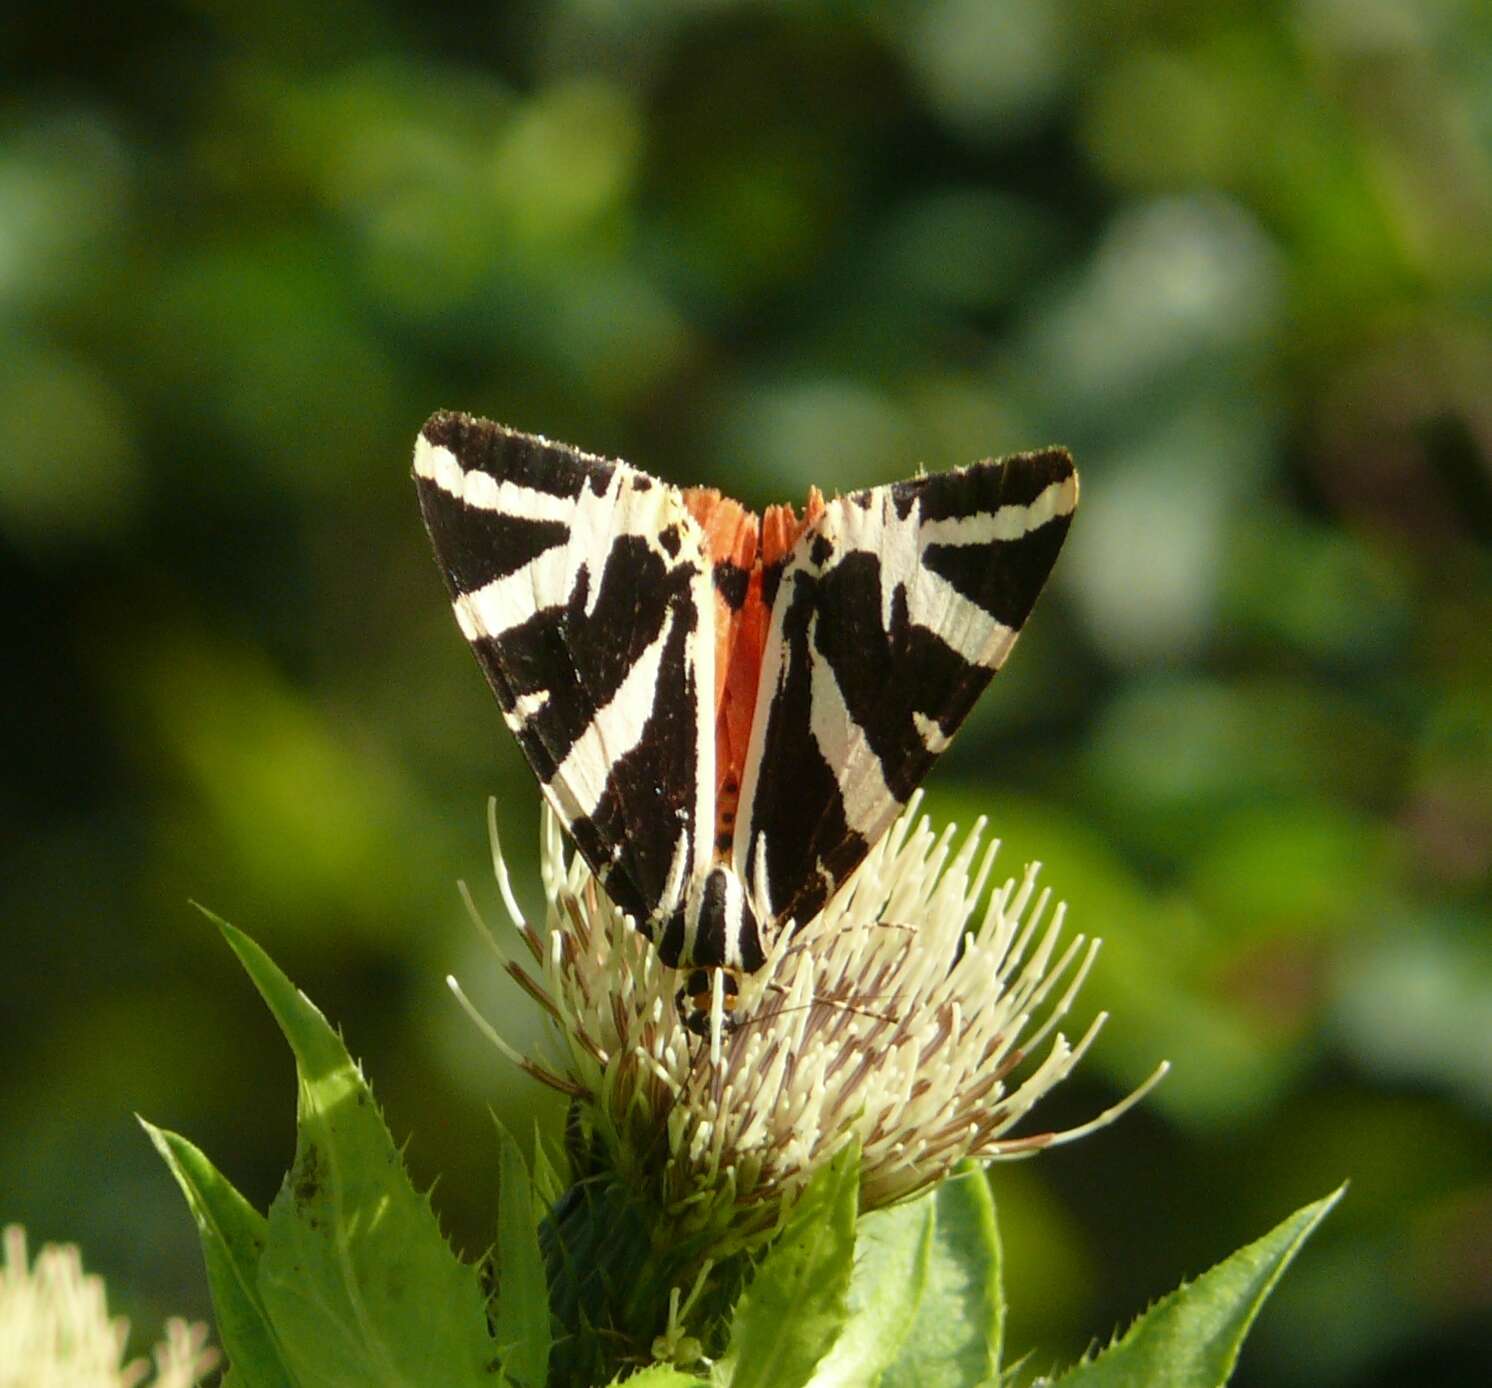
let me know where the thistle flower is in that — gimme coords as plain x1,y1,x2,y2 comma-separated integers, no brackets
0,1225,217,1388
452,794,1166,1246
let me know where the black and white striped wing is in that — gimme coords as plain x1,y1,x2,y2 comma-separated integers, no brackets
413,411,716,935
735,449,1078,931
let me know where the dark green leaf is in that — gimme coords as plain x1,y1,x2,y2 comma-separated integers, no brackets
716,1142,861,1388
1050,1186,1346,1388
142,1119,297,1388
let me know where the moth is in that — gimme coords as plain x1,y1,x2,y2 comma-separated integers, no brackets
414,411,1077,1025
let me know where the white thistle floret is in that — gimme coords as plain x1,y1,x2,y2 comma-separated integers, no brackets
450,793,1167,1228
0,1225,218,1388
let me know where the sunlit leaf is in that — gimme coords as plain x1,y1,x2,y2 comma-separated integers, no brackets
716,1143,861,1388
880,1165,1003,1388
142,1121,295,1388
1047,1186,1345,1388
210,913,504,1387
806,1188,934,1387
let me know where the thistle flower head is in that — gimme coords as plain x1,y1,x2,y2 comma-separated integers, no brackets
453,793,1166,1251
0,1225,217,1388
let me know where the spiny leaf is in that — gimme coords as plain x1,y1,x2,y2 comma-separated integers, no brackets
1048,1186,1346,1388
142,1119,296,1388
205,910,505,1387
616,1366,709,1386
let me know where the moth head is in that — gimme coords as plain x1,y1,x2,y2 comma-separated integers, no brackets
675,967,741,1039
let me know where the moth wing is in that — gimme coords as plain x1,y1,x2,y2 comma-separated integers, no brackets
735,448,1077,931
414,411,715,931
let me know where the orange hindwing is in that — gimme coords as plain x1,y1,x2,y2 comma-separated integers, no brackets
682,486,825,857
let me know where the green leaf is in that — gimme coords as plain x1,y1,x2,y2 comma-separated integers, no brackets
807,1191,935,1387
529,1119,564,1209
493,1118,551,1388
617,1367,709,1386
209,913,504,1387
1050,1186,1346,1388
142,1119,297,1388
880,1165,1003,1388
716,1141,862,1388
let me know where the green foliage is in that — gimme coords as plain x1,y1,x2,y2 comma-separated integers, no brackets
805,1162,1004,1388
615,1370,708,1388
805,1188,935,1387
715,1142,861,1388
146,916,513,1387
494,1119,552,1388
538,1159,686,1384
146,919,1342,1388
142,1122,294,1388
529,1123,567,1211
878,1168,1003,1388
1045,1189,1347,1388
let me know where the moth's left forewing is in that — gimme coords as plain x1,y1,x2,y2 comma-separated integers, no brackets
737,447,1077,932
414,413,718,936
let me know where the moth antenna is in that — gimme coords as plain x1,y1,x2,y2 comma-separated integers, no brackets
777,918,916,967
732,984,903,1034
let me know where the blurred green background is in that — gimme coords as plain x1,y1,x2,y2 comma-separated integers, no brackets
3,1,1490,1383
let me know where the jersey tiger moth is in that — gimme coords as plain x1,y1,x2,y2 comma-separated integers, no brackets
414,411,1077,1027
